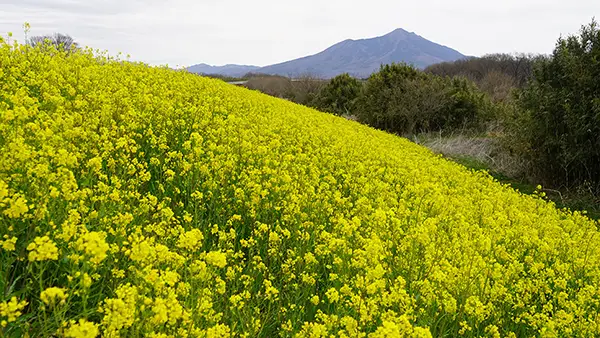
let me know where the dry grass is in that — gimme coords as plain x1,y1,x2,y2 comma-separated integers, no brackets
412,133,528,179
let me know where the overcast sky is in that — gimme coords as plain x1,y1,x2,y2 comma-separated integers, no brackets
1,0,598,67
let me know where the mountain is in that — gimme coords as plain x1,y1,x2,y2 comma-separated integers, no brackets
258,28,466,78
186,63,260,77
187,28,466,79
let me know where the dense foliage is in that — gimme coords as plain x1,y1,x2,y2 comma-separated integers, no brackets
2,39,600,338
509,20,600,190
312,73,361,116
356,63,493,135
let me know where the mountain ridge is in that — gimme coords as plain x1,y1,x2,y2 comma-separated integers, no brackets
186,63,260,77
187,28,466,78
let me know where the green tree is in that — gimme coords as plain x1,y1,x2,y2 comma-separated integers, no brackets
512,19,600,189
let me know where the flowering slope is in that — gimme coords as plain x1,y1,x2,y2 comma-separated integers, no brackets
1,40,600,338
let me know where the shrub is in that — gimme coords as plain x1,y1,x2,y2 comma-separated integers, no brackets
312,73,362,116
243,74,324,107
443,77,495,130
356,63,493,135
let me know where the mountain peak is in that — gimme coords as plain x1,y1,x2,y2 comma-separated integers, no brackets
382,28,419,42
388,28,411,35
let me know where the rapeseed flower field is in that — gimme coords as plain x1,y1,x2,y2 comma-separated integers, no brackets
1,39,600,338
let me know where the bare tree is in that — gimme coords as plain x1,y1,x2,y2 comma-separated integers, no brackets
425,53,538,87
245,75,292,98
286,73,325,106
28,33,78,51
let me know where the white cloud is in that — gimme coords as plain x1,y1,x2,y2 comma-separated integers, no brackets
0,0,598,67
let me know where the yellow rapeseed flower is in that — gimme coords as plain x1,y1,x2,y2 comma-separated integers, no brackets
75,231,109,265
4,195,28,218
0,236,17,251
0,297,28,327
63,319,99,338
205,251,227,268
177,229,204,251
40,287,68,306
27,236,59,261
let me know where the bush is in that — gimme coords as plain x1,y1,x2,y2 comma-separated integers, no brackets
509,19,600,189
312,73,362,116
443,77,496,130
356,63,493,135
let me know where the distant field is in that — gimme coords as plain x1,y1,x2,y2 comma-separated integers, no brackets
2,41,600,337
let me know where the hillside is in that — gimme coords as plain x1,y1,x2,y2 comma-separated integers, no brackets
188,28,466,78
2,41,600,337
